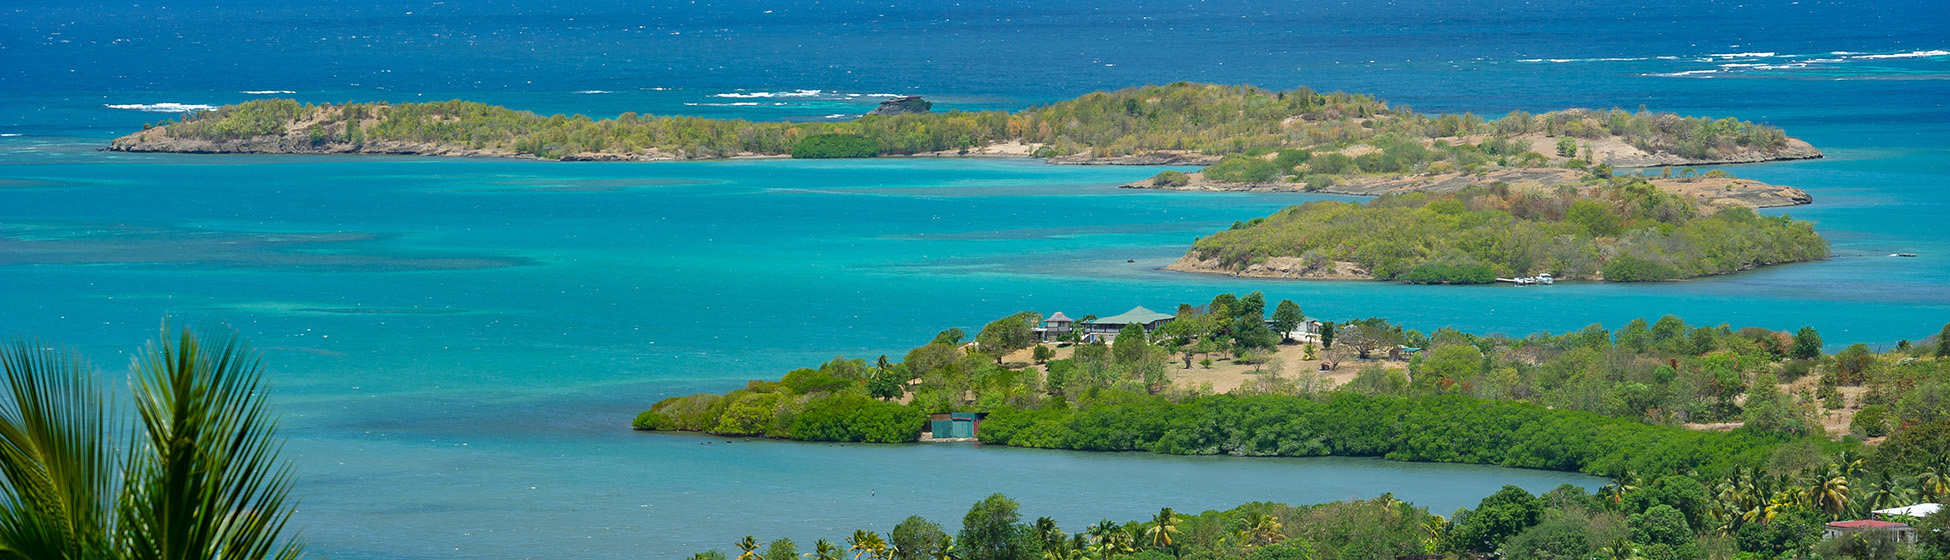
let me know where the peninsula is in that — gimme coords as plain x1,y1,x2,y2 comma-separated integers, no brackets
637,297,1950,560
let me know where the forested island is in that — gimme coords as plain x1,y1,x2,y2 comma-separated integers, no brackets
110,83,1816,170
111,83,1830,284
1166,176,1828,283
642,296,1950,559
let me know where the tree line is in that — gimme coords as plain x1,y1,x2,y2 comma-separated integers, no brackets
1182,174,1828,283
142,82,1793,164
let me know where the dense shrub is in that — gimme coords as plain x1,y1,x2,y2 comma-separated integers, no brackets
791,133,881,158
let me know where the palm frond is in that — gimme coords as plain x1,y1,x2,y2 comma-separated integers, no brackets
0,338,117,560
119,327,303,560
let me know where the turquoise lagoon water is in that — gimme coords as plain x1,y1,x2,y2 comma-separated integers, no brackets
4,0,1949,558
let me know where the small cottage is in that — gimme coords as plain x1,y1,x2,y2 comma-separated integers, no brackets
1036,311,1074,342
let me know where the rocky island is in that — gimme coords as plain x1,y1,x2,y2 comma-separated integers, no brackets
110,83,1829,283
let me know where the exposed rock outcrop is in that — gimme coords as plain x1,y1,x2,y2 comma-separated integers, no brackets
866,96,932,116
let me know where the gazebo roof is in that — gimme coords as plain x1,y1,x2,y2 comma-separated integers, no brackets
1088,306,1175,325
1047,311,1072,323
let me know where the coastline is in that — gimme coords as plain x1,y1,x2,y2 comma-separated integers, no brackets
1160,253,1830,282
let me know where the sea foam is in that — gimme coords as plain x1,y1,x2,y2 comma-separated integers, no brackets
1852,49,1949,60
105,103,217,112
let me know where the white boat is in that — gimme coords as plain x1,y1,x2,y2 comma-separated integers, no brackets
1497,274,1555,286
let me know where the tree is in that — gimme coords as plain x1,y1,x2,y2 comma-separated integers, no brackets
978,312,1042,363
1556,137,1578,157
958,494,1025,560
1834,343,1874,384
869,368,907,400
1143,508,1180,550
1031,345,1055,364
849,530,888,560
1271,300,1304,344
892,516,949,560
1449,486,1542,553
738,536,762,560
814,540,844,560
1418,344,1483,387
934,328,967,345
1500,518,1596,560
0,328,307,560
1791,327,1822,360
1113,324,1150,364
1319,322,1335,349
1629,505,1690,546
1742,372,1807,436
764,538,799,560
1339,319,1403,360
1938,322,1950,358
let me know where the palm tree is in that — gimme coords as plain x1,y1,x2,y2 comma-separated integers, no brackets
1597,537,1636,560
0,329,305,560
1143,508,1180,550
930,536,958,560
1918,455,1950,501
1807,463,1852,519
738,536,762,560
846,531,886,560
1859,471,1916,518
1085,520,1118,548
1032,516,1063,552
1248,513,1285,546
810,539,842,560
1419,514,1447,554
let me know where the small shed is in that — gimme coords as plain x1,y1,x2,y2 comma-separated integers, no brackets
928,412,983,439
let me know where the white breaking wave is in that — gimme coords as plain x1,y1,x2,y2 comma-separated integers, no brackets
822,114,852,119
713,89,823,98
1852,49,1949,60
0,133,21,137
1646,70,1720,77
105,103,216,112
1709,51,1777,58
574,90,612,94
241,90,295,94
684,102,761,106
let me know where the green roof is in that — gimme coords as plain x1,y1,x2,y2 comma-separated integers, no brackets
1088,306,1175,326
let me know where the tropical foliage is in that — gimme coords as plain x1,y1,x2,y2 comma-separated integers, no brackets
1185,178,1827,282
692,479,1949,560
140,83,1792,163
0,329,306,560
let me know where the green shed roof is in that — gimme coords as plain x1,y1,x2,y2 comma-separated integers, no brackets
1088,306,1175,325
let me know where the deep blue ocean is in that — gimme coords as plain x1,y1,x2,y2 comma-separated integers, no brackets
2,1,1947,558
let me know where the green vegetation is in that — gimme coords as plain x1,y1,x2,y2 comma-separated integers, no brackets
791,133,881,158
635,295,1950,473
138,82,1794,163
1184,177,1827,282
643,304,1950,559
0,329,306,559
694,479,1949,560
